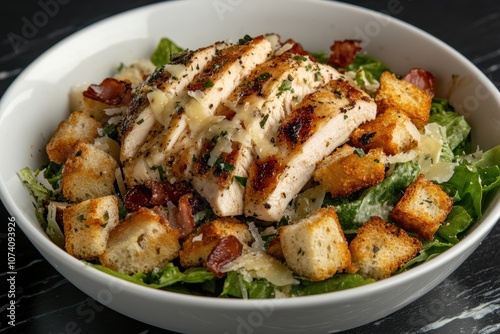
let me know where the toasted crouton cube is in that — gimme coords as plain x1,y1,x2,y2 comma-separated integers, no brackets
349,108,420,155
390,174,454,240
279,207,351,281
62,142,118,203
99,207,180,274
180,217,252,268
63,195,119,260
313,145,386,198
348,216,422,279
375,71,432,129
46,111,101,164
266,236,285,261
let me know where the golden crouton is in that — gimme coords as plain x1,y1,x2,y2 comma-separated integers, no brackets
63,195,119,260
375,71,432,129
279,207,351,281
179,217,252,268
99,207,180,274
349,108,419,155
62,142,118,203
46,111,101,164
313,144,386,198
390,174,454,240
266,236,285,262
348,216,422,280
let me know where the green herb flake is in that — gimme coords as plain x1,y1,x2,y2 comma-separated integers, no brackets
151,165,165,181
203,80,214,89
233,176,248,187
136,118,144,125
353,148,365,157
77,214,85,221
278,80,293,92
260,115,269,129
256,72,271,82
293,55,308,62
238,34,253,45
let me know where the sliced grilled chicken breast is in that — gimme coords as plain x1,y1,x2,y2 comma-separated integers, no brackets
190,52,342,216
244,78,377,221
120,43,226,162
122,36,272,186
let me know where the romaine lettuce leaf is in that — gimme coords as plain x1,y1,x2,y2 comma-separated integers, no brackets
331,161,420,230
151,37,185,67
436,206,473,244
291,274,375,297
89,262,216,289
343,53,391,85
429,98,471,153
398,240,453,272
220,271,275,299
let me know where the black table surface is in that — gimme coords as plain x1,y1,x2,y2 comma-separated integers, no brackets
1,1,499,333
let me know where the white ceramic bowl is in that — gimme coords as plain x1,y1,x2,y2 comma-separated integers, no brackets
1,0,499,333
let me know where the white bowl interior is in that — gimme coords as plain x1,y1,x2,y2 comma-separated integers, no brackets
1,0,499,333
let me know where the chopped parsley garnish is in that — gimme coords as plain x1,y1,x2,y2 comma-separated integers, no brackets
151,165,165,181
233,176,247,186
260,115,269,129
238,34,253,45
203,80,214,89
213,156,235,176
353,148,365,157
293,55,308,62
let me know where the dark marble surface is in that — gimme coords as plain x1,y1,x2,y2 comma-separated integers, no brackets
1,0,499,333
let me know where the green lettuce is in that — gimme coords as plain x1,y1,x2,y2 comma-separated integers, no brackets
291,274,375,296
429,98,471,154
220,271,276,299
151,37,185,67
90,262,216,290
328,161,420,230
398,240,453,272
343,53,391,87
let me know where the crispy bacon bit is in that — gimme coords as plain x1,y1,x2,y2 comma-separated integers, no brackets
123,181,192,211
171,193,196,238
328,40,362,68
282,38,317,61
205,235,243,277
147,180,193,206
123,185,152,212
403,68,436,97
83,78,132,106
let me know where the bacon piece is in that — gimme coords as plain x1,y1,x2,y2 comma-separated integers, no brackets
205,235,243,277
83,78,132,106
171,193,196,238
403,68,436,97
147,180,192,206
282,38,317,61
123,184,152,212
328,39,362,68
124,181,193,211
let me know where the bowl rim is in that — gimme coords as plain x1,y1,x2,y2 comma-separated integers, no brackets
1,0,499,311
